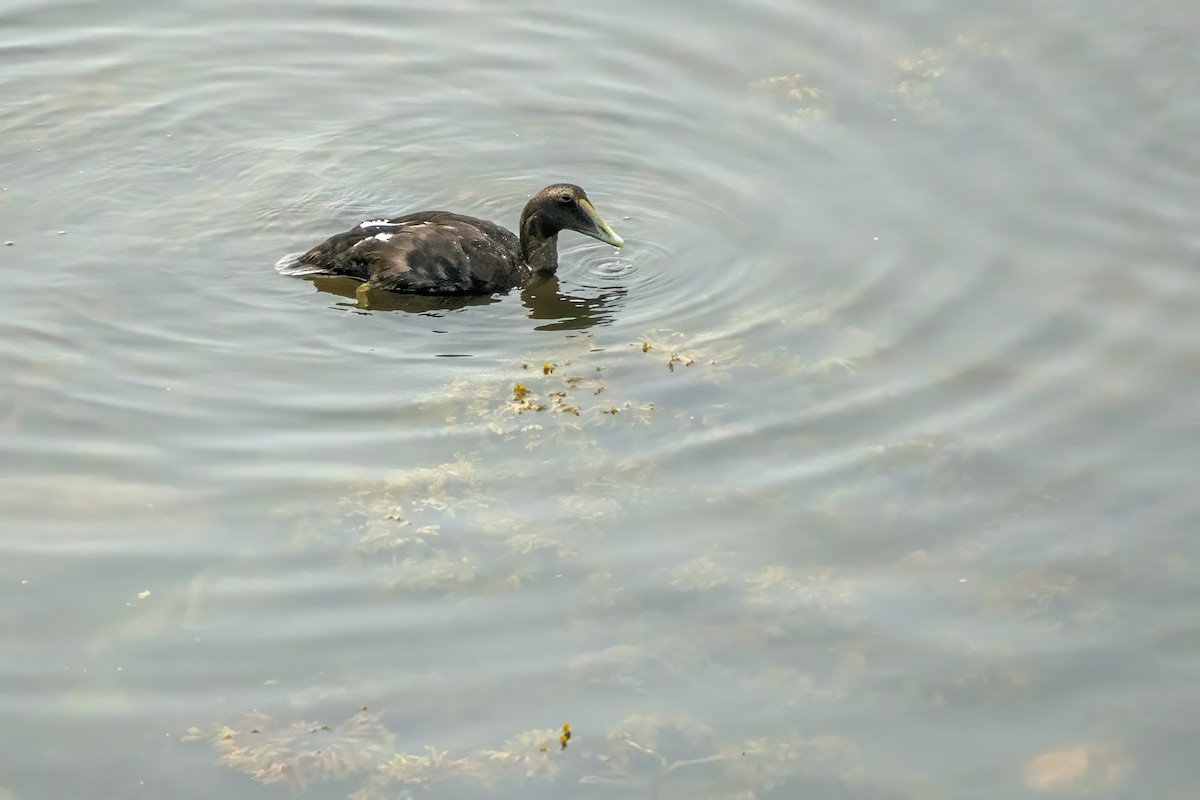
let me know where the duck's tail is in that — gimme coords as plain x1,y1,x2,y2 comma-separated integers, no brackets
274,252,333,277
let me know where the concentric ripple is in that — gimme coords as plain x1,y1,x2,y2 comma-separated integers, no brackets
3,0,1200,797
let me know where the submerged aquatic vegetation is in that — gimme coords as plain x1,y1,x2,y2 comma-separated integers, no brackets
580,714,864,799
282,371,662,593
634,328,743,382
330,457,483,551
278,457,506,595
1022,743,1130,794
744,565,856,614
372,746,486,787
187,706,884,799
292,440,650,595
889,35,1013,123
984,566,1081,620
580,713,716,787
349,728,566,799
750,72,831,128
753,33,1013,127
378,550,480,592
183,708,393,789
235,295,1028,799
335,460,484,572
419,346,659,442
667,555,732,593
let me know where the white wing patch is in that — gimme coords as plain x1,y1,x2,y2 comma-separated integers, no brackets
359,219,392,228
352,232,395,248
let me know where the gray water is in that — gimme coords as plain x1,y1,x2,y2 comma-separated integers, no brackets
2,0,1198,797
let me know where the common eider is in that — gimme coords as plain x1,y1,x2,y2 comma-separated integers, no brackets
276,183,624,295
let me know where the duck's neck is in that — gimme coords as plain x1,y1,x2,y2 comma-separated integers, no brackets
519,213,560,274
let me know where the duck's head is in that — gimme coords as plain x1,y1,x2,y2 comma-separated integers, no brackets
520,183,624,249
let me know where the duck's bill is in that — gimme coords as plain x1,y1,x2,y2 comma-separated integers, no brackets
578,198,625,248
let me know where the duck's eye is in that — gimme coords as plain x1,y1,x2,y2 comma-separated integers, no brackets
558,193,573,204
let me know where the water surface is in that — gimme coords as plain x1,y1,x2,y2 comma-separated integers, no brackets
2,0,1198,797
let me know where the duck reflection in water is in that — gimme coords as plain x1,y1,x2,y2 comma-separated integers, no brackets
521,274,627,331
306,273,626,331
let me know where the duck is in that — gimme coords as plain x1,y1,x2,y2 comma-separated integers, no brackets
275,183,624,295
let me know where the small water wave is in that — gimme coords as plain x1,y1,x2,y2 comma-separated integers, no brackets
571,247,644,283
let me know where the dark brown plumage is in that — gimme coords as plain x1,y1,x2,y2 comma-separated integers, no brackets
276,183,623,295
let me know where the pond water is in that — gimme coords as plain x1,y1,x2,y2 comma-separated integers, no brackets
2,0,1198,797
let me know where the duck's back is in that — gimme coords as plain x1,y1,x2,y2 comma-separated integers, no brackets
278,211,525,294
